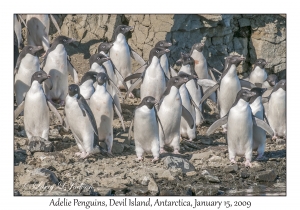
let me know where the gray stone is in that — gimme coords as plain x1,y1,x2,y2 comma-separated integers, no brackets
192,184,220,196
238,18,251,27
256,170,278,182
27,136,54,153
163,156,195,174
148,177,159,195
201,138,213,145
111,141,124,154
276,138,286,145
205,175,220,183
240,170,250,179
224,164,239,173
212,36,223,45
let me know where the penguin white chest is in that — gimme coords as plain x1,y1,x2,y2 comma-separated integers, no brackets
249,67,267,84
110,34,131,73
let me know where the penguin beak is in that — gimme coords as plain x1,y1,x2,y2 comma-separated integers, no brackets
176,58,183,66
47,75,51,78
167,42,172,47
165,49,170,53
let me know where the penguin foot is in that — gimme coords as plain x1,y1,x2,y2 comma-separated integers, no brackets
80,152,89,159
75,152,83,156
128,92,135,99
107,152,114,157
230,159,236,164
256,155,268,161
59,100,65,107
173,150,181,154
160,148,167,154
244,160,252,168
222,128,227,133
152,157,159,163
272,135,277,140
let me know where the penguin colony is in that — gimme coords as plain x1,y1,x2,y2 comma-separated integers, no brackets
14,15,286,168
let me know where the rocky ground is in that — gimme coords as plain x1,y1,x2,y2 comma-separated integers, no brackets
13,71,286,196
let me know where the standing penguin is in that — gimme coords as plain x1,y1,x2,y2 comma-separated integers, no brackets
154,40,173,79
124,47,169,100
199,55,253,132
128,96,163,162
190,42,217,102
206,89,274,167
26,14,61,54
42,36,79,106
249,87,268,160
249,59,268,85
109,25,145,97
158,75,195,154
64,84,105,158
14,45,43,106
14,71,62,141
264,79,286,140
88,53,124,110
89,73,125,155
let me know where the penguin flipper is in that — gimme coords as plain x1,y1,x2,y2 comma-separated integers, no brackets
18,15,27,29
154,107,165,140
209,67,222,75
252,116,274,136
206,115,228,136
112,101,125,132
67,60,79,84
46,100,62,124
14,101,25,120
133,62,148,74
181,105,194,129
107,77,123,100
125,77,142,99
77,96,98,136
240,79,256,89
170,67,178,77
49,14,61,34
197,78,217,88
110,61,128,91
129,46,146,66
124,73,142,82
199,83,219,104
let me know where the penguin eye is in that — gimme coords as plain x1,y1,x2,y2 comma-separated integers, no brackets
156,50,159,53
121,27,124,30
29,47,32,51
160,43,163,46
102,46,106,48
63,39,66,42
175,79,179,83
37,74,41,77
97,57,100,60
188,58,190,61
258,61,261,63
75,88,77,91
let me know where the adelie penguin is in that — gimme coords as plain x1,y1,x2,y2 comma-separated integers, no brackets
158,74,195,154
263,79,286,140
206,89,274,167
89,72,125,155
14,71,62,141
26,14,61,54
249,87,268,160
124,47,169,100
88,53,124,110
42,36,79,106
14,45,43,107
64,84,106,159
249,58,268,85
199,55,256,132
109,25,146,98
128,96,163,162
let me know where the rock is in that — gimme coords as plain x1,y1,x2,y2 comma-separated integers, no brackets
240,170,250,179
111,141,124,154
190,151,213,162
238,18,251,27
28,136,54,153
141,176,151,186
256,170,278,182
224,164,238,173
276,138,286,145
192,184,220,196
205,175,220,183
14,149,27,165
186,171,197,177
163,156,195,174
201,138,213,145
158,170,175,181
201,170,210,176
34,168,60,185
148,177,159,195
